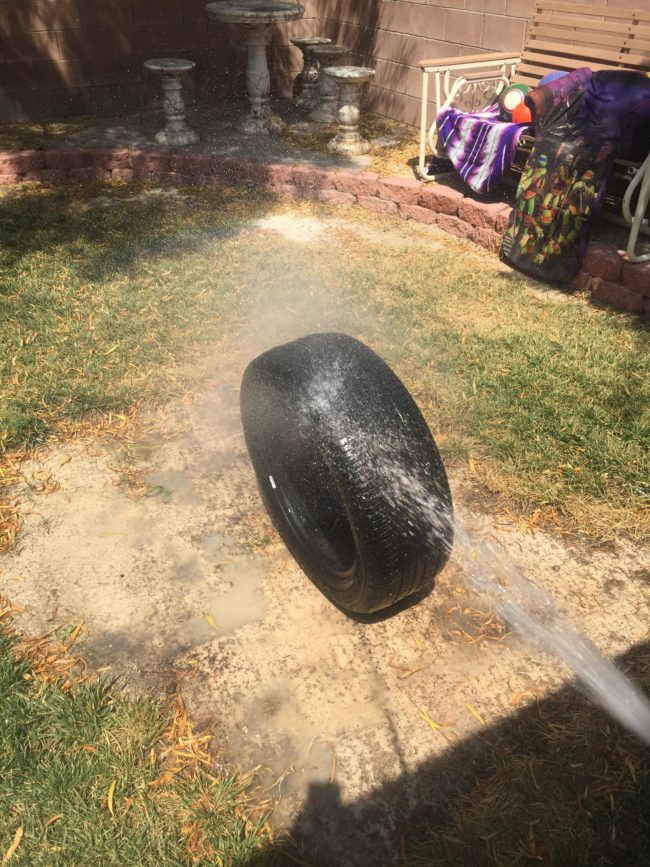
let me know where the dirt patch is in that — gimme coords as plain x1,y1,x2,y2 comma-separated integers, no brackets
2,211,648,865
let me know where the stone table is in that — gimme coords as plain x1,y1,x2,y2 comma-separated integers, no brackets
144,58,199,146
206,0,304,134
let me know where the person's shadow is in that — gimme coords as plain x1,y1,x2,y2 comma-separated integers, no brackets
248,640,650,866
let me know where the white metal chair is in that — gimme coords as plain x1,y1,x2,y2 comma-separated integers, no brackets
622,150,650,263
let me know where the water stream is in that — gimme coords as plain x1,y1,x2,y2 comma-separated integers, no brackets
388,463,650,746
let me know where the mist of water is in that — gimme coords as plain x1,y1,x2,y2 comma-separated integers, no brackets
304,366,650,746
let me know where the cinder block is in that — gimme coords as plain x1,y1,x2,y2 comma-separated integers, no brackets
91,147,131,169
44,147,92,169
264,162,296,186
130,150,171,172
591,278,645,314
398,203,438,224
0,173,24,185
622,260,650,298
357,195,399,215
445,10,483,48
419,183,464,215
316,188,357,206
378,176,422,206
436,212,473,240
583,241,624,282
569,270,592,293
333,170,380,197
482,13,526,51
458,197,511,230
68,167,111,179
292,165,333,189
0,149,44,172
471,225,501,252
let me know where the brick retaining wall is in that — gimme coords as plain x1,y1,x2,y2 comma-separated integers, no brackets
1,145,648,318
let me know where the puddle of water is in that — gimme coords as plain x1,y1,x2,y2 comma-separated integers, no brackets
146,469,200,504
183,533,267,642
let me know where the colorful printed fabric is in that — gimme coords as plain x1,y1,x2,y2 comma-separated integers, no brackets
436,104,531,195
502,70,650,282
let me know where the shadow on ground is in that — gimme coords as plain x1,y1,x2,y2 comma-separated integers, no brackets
254,641,650,866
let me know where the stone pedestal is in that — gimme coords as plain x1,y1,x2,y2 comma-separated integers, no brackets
325,66,375,155
309,44,349,124
144,58,199,146
290,36,331,111
206,1,305,135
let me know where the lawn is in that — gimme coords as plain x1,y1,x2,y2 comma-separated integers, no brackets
0,602,280,867
0,180,648,542
0,179,648,865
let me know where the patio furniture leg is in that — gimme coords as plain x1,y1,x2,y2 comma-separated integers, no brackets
623,152,650,264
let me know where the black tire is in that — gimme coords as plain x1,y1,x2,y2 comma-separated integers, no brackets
240,333,453,615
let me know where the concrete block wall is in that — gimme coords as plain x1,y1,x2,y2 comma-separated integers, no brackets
310,0,646,126
0,0,318,122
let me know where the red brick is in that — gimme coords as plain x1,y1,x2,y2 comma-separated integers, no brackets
111,169,152,181
211,156,249,183
0,173,23,185
471,226,502,252
0,149,44,172
644,298,650,319
569,270,592,293
357,195,398,215
333,170,380,197
264,162,295,186
316,188,356,206
591,278,645,315
494,207,512,234
583,242,624,282
68,167,111,180
292,165,332,189
458,197,511,230
130,150,170,172
622,261,650,298
149,171,182,185
169,152,213,174
274,184,299,200
378,175,422,206
419,183,464,215
90,147,131,169
25,168,64,181
44,147,91,169
399,203,437,224
235,160,269,185
436,212,473,240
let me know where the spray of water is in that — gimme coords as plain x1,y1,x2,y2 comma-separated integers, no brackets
386,460,650,746
304,365,650,745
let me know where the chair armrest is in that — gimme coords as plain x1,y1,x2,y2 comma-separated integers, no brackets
418,51,520,70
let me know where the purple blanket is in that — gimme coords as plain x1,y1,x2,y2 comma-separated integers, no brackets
436,104,531,195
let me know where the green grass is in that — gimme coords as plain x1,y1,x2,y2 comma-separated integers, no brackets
0,628,277,866
0,181,648,539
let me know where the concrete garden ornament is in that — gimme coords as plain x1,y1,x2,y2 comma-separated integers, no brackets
144,58,199,146
290,36,332,111
325,66,375,155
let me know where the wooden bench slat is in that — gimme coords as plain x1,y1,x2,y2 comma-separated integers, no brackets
525,39,648,66
535,1,650,22
531,21,635,42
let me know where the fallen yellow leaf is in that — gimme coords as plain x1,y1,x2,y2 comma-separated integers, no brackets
466,702,486,725
204,612,218,631
2,827,23,864
107,779,117,817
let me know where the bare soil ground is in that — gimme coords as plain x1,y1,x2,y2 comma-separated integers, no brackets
2,212,648,865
